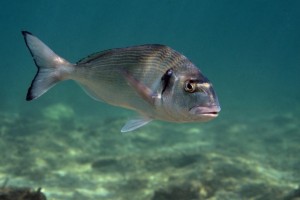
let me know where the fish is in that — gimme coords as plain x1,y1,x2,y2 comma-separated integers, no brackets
21,31,221,132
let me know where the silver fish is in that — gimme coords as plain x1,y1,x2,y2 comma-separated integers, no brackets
22,31,220,132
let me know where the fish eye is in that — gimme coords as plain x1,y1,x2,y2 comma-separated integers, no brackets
184,81,196,93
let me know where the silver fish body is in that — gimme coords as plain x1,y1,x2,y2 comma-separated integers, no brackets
22,31,220,132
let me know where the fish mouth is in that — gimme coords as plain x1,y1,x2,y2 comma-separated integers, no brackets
189,105,221,118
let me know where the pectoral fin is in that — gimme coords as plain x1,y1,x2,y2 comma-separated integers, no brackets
121,117,152,133
123,71,156,106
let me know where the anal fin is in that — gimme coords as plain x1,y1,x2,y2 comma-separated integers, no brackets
121,117,152,133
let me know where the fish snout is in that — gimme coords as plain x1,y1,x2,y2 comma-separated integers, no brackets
189,104,221,119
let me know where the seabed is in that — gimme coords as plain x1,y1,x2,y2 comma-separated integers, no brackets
0,103,299,200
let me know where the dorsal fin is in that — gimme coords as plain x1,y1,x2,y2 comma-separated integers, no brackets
76,50,113,65
76,44,170,65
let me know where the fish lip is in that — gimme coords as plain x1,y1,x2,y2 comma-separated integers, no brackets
189,105,221,117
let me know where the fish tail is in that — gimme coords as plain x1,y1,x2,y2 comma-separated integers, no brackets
22,31,74,101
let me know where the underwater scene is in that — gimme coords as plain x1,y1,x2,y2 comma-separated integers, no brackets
0,1,300,199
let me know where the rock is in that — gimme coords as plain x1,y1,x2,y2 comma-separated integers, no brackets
0,187,46,200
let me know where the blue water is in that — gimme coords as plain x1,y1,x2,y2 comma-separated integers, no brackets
0,1,299,199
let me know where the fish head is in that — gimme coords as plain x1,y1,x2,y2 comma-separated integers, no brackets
161,64,220,122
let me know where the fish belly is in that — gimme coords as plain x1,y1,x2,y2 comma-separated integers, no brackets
71,64,158,117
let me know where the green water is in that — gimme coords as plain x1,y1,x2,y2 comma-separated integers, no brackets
0,1,299,199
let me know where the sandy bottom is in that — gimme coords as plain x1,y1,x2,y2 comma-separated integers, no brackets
0,104,299,200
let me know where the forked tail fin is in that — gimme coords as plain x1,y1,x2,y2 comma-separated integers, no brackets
22,31,74,101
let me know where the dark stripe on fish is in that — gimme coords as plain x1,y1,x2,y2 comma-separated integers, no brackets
76,44,184,71
161,68,173,95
